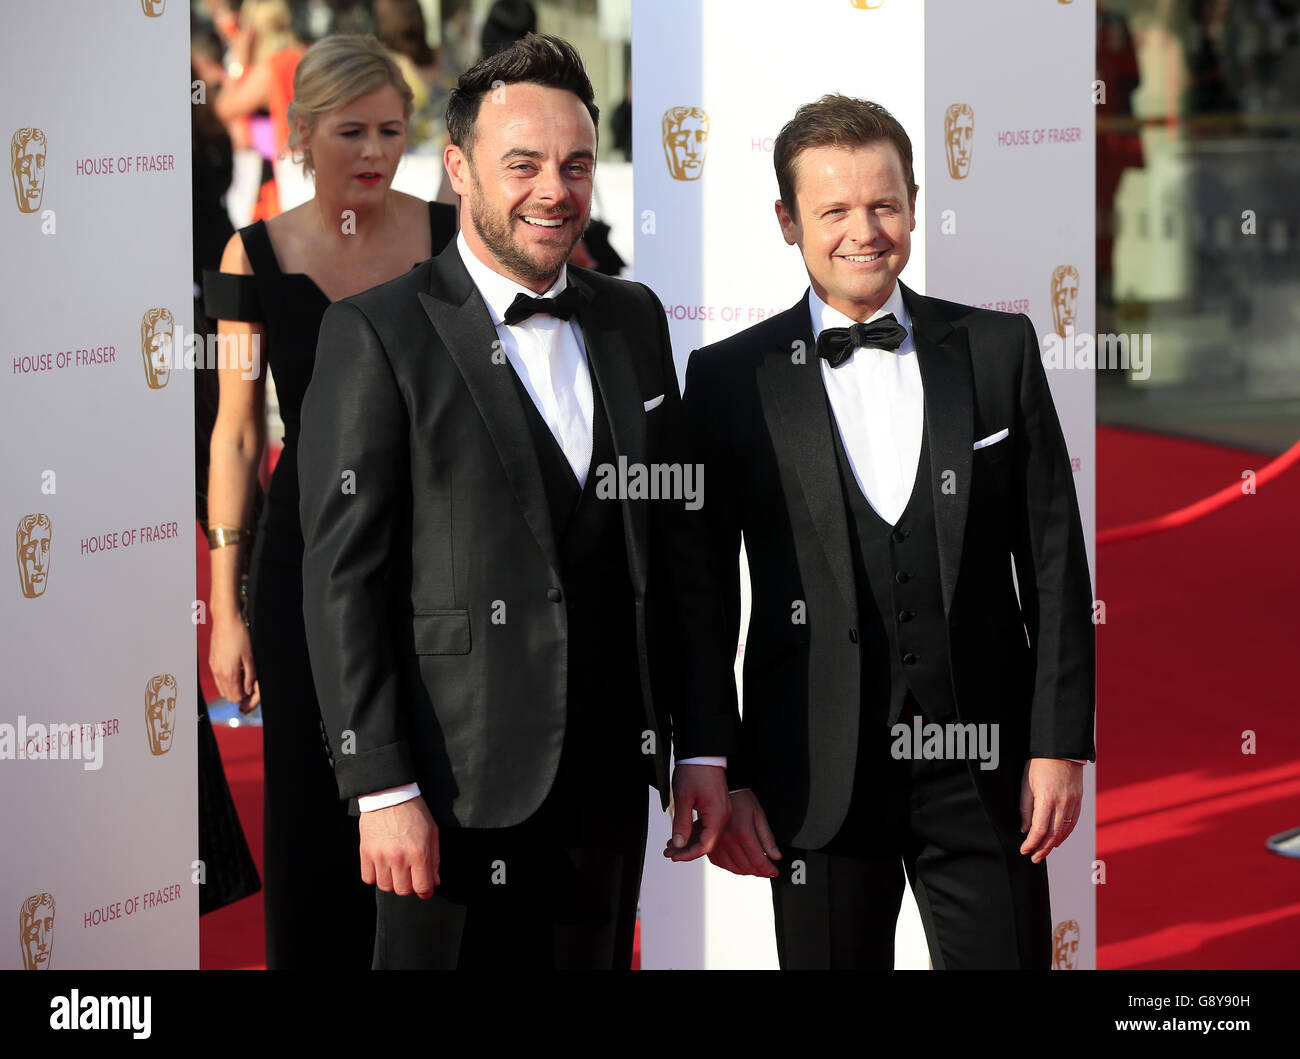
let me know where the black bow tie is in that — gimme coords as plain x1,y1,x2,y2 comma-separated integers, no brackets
503,286,585,326
816,314,908,368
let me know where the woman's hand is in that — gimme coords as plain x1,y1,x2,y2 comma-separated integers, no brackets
210,611,261,713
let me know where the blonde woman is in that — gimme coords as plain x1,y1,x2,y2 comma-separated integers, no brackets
203,34,457,968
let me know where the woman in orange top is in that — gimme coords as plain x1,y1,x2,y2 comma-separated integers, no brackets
214,0,303,219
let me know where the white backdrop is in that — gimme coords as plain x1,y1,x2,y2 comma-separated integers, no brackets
0,0,196,969
634,0,1096,970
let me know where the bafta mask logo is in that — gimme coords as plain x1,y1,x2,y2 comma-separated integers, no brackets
145,673,178,756
141,0,166,15
141,307,174,389
11,128,47,214
662,107,709,182
1052,919,1080,969
1050,265,1079,339
16,513,52,599
19,893,55,970
849,0,886,7
944,103,974,180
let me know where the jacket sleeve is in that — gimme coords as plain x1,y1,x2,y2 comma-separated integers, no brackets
298,300,418,798
678,342,747,779
638,284,742,761
1010,313,1097,761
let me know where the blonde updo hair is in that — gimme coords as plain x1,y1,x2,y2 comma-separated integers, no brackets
242,0,299,68
287,35,415,178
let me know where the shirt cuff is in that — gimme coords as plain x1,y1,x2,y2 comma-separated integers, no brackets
357,782,421,812
677,756,726,768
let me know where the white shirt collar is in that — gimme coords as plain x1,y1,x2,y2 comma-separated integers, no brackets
808,282,911,346
456,229,569,327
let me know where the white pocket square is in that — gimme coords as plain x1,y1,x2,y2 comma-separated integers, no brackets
973,427,1010,450
643,394,665,411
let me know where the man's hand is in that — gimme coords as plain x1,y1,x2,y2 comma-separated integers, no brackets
663,764,731,862
701,789,781,878
358,796,440,898
1019,758,1083,863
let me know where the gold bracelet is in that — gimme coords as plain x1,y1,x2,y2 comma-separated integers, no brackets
207,526,252,549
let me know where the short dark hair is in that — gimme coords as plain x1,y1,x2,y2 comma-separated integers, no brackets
774,94,918,218
446,33,598,154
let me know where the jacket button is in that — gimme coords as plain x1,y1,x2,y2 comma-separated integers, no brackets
849,627,859,643
547,588,563,603
895,571,910,584
902,652,917,665
891,528,908,544
898,610,914,623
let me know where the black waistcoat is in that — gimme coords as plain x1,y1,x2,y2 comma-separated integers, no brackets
829,413,958,727
505,363,642,737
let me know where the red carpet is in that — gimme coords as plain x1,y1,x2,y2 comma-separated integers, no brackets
199,726,265,970
1096,426,1300,969
198,426,1300,969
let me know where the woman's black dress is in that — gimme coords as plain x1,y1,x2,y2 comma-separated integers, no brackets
203,201,457,967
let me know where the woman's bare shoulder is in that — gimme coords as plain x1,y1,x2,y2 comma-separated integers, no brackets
218,230,252,274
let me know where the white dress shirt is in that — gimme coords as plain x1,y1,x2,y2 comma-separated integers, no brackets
813,283,923,525
457,231,594,485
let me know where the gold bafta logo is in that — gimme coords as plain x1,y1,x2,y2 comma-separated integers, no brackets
145,674,178,755
1050,265,1079,339
19,893,55,970
16,513,51,599
141,0,166,14
1052,919,1080,969
141,307,174,389
849,0,886,7
662,107,709,182
944,103,974,180
11,128,47,214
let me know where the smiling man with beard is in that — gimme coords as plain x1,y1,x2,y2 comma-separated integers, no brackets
298,33,733,970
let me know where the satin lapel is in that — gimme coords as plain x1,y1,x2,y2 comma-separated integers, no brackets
757,297,858,619
902,282,972,615
569,271,649,595
417,246,560,573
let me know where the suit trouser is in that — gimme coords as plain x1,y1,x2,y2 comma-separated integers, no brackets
371,704,649,970
770,701,1051,969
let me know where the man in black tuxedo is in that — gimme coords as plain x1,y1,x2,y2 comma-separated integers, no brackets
675,95,1095,969
298,34,733,969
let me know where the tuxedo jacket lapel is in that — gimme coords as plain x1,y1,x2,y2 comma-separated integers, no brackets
568,270,649,596
757,298,858,620
901,282,973,615
418,245,560,573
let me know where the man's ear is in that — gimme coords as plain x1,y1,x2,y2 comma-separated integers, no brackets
444,143,470,198
909,188,919,231
775,199,798,246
